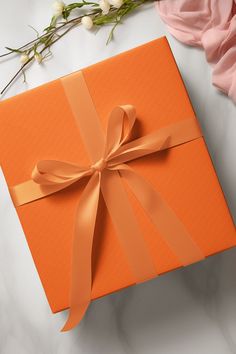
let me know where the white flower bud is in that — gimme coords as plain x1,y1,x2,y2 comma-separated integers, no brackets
52,0,65,17
34,53,43,64
81,16,93,30
20,53,30,64
108,0,123,8
99,0,110,14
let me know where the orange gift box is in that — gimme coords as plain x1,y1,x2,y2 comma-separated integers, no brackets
0,37,235,325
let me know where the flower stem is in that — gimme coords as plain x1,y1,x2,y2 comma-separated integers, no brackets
0,0,153,97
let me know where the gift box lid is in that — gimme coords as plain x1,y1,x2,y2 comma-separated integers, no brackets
0,37,235,314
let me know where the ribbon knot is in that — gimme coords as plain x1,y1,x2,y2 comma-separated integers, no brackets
10,76,204,333
91,158,107,173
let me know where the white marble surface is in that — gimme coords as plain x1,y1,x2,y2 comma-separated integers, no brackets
0,1,236,353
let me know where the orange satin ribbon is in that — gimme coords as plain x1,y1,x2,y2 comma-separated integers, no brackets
10,72,205,331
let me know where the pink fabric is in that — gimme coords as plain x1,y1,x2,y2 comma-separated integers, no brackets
156,0,236,103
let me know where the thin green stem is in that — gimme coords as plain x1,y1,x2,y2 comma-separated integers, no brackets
0,0,153,96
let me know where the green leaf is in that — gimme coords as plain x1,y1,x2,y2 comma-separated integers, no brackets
62,9,70,20
5,47,23,54
106,22,118,44
44,15,58,31
28,25,39,38
66,3,84,10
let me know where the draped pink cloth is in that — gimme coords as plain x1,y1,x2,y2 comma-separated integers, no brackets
156,0,236,103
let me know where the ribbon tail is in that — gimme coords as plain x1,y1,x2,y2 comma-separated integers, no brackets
118,165,205,266
61,172,101,331
101,169,157,284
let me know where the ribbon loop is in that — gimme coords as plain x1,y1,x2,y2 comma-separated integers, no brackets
104,105,136,158
108,133,170,166
32,160,92,185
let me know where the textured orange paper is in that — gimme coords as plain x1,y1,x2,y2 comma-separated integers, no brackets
0,37,235,314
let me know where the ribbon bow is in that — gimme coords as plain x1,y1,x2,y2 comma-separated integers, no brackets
10,75,204,332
